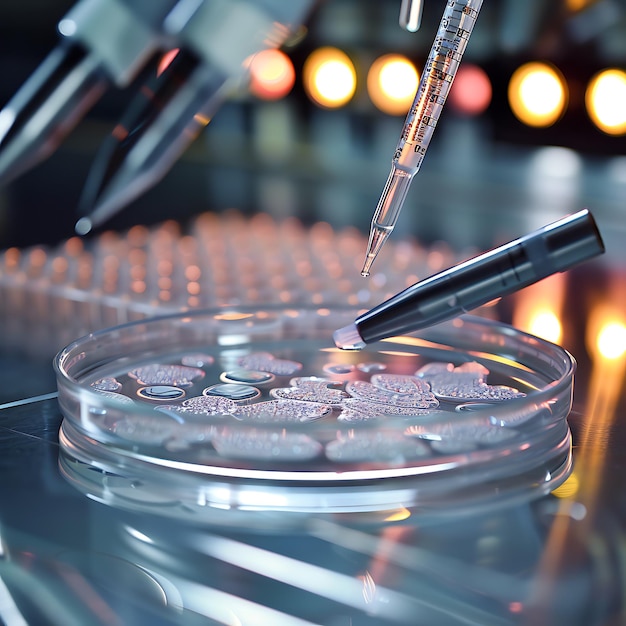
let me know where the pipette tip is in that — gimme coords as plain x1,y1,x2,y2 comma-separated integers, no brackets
361,225,392,277
360,255,376,277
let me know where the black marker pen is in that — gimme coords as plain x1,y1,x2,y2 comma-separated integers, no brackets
334,209,604,350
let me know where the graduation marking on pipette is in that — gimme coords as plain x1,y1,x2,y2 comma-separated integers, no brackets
362,0,483,276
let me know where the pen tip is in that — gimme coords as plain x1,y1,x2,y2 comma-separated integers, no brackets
75,217,92,236
333,323,366,350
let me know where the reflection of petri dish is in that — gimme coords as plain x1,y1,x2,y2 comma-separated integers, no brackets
55,307,575,521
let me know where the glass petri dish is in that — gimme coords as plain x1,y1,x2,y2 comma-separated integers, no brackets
55,307,575,522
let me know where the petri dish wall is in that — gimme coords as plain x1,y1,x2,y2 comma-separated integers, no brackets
55,307,575,523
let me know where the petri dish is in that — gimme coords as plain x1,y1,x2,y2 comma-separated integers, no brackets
55,307,575,523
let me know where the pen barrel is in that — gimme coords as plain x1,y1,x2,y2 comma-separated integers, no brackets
357,209,604,344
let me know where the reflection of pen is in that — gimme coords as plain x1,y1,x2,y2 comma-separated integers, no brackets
334,209,604,350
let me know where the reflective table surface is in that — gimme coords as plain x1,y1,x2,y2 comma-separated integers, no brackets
1,2,625,621
0,308,625,626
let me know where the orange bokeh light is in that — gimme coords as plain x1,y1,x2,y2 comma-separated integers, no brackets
586,69,626,136
367,54,419,116
508,62,568,127
303,47,357,108
248,49,295,100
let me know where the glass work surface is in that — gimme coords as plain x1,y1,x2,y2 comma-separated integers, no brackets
55,308,575,518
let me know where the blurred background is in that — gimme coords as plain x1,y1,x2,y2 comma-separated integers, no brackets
0,0,625,252
0,5,625,624
0,0,624,367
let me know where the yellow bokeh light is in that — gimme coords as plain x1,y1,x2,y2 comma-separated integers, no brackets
508,62,568,127
527,310,562,344
596,321,626,360
586,69,626,135
566,0,595,11
551,472,579,498
367,54,419,115
513,274,565,348
383,507,412,522
303,47,357,108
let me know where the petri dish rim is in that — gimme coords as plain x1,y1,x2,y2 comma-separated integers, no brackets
54,306,576,514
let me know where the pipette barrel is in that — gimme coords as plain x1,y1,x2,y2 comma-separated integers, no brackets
362,0,484,275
